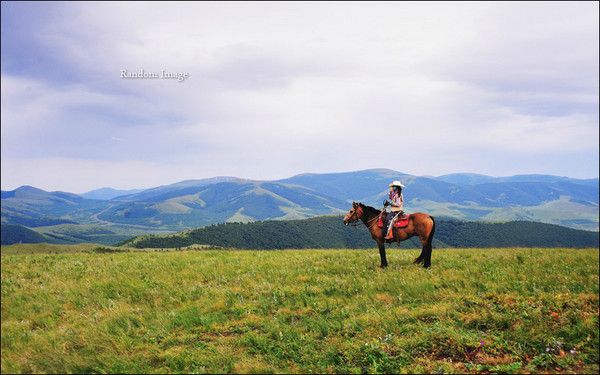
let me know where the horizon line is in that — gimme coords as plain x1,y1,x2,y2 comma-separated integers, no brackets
1,168,599,194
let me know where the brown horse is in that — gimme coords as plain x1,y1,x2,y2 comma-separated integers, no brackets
343,202,436,268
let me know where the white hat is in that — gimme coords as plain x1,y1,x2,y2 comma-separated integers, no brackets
389,180,405,188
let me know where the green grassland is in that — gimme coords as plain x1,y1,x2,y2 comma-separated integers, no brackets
1,245,598,373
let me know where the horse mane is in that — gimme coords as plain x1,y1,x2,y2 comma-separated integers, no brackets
358,202,380,215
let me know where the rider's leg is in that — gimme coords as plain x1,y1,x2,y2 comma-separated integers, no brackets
385,213,398,239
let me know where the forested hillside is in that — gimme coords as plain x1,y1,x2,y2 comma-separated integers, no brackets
1,224,50,245
121,216,599,249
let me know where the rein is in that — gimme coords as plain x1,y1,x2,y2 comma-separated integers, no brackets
348,206,383,229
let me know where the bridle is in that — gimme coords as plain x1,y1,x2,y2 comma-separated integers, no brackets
346,205,363,227
346,204,382,228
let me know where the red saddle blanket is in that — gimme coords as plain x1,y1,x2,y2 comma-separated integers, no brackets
377,213,410,228
394,214,410,228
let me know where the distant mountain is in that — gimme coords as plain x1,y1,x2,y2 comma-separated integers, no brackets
1,186,106,227
1,170,598,237
110,176,252,202
120,216,600,249
81,187,145,200
436,173,598,186
435,173,497,185
95,181,349,229
277,169,408,202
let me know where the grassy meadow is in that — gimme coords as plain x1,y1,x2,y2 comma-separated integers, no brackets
1,245,598,373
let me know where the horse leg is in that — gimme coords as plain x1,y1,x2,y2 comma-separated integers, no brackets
414,247,425,265
378,241,388,268
415,234,433,268
414,234,427,265
422,243,432,268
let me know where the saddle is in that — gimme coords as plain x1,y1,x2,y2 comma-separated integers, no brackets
394,213,410,228
377,212,410,228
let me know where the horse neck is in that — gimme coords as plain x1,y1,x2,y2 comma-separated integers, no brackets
360,206,380,226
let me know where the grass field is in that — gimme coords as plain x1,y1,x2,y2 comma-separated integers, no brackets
1,245,598,373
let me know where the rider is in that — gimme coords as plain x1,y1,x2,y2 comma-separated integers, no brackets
384,180,405,240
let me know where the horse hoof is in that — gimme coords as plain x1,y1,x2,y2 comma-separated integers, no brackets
379,264,388,269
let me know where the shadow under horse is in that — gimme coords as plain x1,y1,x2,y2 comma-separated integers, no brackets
343,202,436,268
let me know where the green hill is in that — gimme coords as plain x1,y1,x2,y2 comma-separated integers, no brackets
0,224,52,245
3,170,598,232
33,224,144,245
1,185,106,227
0,223,151,246
120,216,599,249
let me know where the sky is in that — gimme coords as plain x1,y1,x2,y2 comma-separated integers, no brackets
1,1,598,193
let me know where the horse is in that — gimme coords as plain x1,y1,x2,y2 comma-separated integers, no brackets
343,202,436,268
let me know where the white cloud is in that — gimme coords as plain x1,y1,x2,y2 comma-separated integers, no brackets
1,2,598,191
0,157,188,193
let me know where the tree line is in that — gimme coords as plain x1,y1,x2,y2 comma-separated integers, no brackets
120,216,599,249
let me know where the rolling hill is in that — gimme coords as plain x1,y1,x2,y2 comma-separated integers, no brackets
1,170,598,240
0,223,149,246
0,224,51,245
94,181,349,229
1,186,107,227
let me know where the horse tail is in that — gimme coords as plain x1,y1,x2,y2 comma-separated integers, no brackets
422,216,435,268
427,216,435,247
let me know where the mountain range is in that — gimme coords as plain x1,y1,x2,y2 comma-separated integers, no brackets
1,169,598,244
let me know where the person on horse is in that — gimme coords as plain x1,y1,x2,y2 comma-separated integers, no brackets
383,180,405,240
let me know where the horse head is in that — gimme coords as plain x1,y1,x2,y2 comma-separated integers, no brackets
343,201,363,225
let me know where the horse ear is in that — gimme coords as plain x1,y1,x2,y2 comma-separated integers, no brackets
352,201,357,207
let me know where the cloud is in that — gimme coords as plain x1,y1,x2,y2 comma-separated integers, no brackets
421,2,599,118
1,2,598,191
0,157,190,193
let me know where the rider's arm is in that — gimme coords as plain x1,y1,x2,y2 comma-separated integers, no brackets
391,193,403,209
